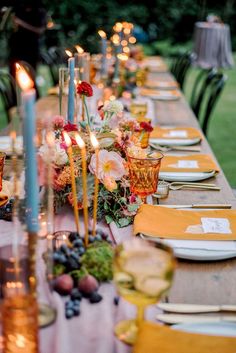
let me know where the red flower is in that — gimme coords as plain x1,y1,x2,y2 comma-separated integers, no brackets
63,123,78,132
77,81,93,97
140,122,153,132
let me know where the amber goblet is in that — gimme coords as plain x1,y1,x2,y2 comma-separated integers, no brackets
127,152,163,203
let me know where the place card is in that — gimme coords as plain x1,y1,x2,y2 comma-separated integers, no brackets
166,130,188,138
177,160,199,168
201,217,232,234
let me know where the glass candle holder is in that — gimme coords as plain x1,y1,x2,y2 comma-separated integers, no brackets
126,152,163,203
0,244,39,353
0,152,6,192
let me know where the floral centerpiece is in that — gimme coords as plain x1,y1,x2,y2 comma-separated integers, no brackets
39,82,153,228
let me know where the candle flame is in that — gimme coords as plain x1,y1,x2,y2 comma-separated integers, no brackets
123,46,130,54
121,39,128,46
112,34,120,45
65,49,73,57
113,22,123,32
75,45,84,54
10,130,16,140
15,63,34,91
63,131,72,147
90,132,99,149
75,133,85,149
98,30,107,39
117,53,128,61
129,36,136,44
123,28,131,35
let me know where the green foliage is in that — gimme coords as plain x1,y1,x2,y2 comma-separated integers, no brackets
41,0,236,51
71,241,114,282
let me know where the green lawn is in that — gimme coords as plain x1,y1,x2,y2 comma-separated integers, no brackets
1,57,236,187
184,54,236,187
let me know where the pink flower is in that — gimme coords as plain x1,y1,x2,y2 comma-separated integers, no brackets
89,149,127,181
103,176,117,192
52,115,65,129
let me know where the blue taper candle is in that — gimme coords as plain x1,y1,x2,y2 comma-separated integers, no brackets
22,89,39,233
67,57,75,123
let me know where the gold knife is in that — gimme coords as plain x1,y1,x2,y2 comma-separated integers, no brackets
157,303,236,314
157,204,232,209
156,313,236,324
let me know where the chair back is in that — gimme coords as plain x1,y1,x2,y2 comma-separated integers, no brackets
201,73,227,135
171,52,195,90
0,70,17,122
191,68,217,118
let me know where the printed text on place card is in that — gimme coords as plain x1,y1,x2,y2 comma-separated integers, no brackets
166,130,188,138
177,160,199,168
201,218,232,234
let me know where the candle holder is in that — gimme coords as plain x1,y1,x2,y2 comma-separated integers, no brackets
0,242,39,353
78,52,91,82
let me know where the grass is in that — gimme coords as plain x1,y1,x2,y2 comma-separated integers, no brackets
184,54,236,187
0,55,236,187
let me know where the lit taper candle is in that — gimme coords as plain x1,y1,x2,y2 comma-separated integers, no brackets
63,131,80,234
75,133,89,246
66,50,75,123
16,64,39,233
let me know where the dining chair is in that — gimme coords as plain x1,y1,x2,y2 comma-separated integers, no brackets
0,70,17,123
190,68,217,117
191,70,227,135
170,52,195,91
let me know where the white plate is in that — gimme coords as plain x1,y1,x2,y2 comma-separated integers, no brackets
140,234,236,261
173,322,236,337
159,170,216,182
0,136,23,155
150,137,201,146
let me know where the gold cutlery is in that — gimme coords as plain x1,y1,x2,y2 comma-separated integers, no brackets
150,143,201,153
156,313,236,324
157,204,232,209
157,303,236,314
168,184,220,191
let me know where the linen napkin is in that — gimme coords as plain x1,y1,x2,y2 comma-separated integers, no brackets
133,205,236,241
140,88,180,98
0,180,14,207
150,126,202,140
160,154,219,173
133,321,236,353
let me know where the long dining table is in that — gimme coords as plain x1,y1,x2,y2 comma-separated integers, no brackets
1,62,236,353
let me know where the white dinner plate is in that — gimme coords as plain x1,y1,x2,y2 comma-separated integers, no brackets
0,136,23,155
172,322,236,337
139,234,236,261
159,170,216,182
150,137,201,146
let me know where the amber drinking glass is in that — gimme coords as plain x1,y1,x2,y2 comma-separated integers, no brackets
130,102,148,119
127,152,163,202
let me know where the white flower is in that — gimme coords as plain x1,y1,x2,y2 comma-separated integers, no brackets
103,100,124,115
39,142,68,166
